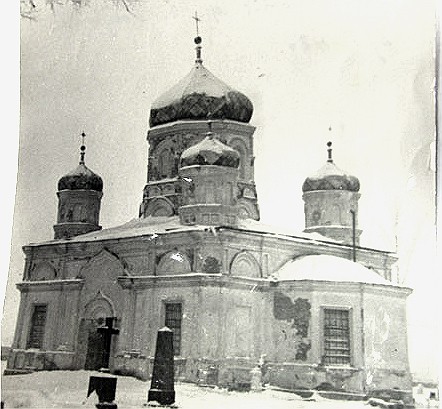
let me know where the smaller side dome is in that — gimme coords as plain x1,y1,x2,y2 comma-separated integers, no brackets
302,162,360,192
180,133,240,168
302,142,360,193
58,141,103,192
58,164,103,192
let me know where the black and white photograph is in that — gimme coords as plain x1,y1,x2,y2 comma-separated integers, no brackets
0,1,439,407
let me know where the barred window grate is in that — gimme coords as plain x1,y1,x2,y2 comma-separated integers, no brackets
27,305,47,349
165,303,182,356
323,309,350,365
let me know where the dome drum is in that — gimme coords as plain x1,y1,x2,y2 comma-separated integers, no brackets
179,204,238,226
179,165,239,208
303,225,362,246
54,222,102,240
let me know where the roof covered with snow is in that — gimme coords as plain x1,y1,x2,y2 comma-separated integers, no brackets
28,216,393,258
274,254,393,285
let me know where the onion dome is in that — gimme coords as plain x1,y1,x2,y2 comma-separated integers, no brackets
302,142,360,193
58,138,103,192
180,131,240,168
149,36,253,127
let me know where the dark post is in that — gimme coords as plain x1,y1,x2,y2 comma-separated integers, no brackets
350,210,356,262
147,327,175,406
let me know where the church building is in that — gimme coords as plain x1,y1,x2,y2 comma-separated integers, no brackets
6,31,413,404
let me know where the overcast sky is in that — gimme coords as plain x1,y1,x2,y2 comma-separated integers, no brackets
1,0,438,381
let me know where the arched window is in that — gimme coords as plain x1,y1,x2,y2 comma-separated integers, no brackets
159,149,173,178
231,139,248,180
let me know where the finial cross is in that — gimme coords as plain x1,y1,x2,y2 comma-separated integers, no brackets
327,141,333,163
192,11,201,36
80,131,86,164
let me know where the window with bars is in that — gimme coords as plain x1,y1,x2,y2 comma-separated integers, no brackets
323,308,351,365
27,305,47,349
165,303,182,356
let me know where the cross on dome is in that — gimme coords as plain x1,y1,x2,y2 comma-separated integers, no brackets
80,132,86,165
192,11,203,63
327,141,333,163
192,11,201,36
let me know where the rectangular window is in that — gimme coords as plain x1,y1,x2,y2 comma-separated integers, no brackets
27,305,47,349
323,309,350,365
165,303,182,356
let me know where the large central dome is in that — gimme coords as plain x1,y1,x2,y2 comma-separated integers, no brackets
149,49,253,127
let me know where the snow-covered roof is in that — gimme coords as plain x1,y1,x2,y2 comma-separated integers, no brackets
29,217,392,257
30,217,204,245
237,219,340,243
274,254,392,285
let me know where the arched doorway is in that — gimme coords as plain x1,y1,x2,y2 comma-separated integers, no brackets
77,293,119,371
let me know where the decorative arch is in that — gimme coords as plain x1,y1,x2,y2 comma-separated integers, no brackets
331,204,342,224
230,251,261,278
83,290,115,320
32,261,57,280
230,138,249,180
154,138,180,179
148,186,161,197
146,197,175,217
157,250,192,275
79,249,125,278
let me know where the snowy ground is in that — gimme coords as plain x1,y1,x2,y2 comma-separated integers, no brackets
0,365,372,409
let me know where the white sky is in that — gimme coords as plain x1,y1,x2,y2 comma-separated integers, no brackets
1,0,439,381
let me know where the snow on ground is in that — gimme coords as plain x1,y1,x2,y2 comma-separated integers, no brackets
1,368,369,409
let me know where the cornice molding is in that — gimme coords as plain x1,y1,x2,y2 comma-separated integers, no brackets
17,279,84,292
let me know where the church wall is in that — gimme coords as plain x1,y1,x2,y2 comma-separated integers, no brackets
267,282,365,392
7,286,77,372
362,288,412,395
195,284,271,388
114,283,203,380
9,233,407,397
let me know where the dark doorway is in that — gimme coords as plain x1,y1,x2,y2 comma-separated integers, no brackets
84,317,119,371
85,327,107,370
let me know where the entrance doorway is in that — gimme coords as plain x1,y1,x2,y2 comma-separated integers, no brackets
85,323,106,370
84,317,119,371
